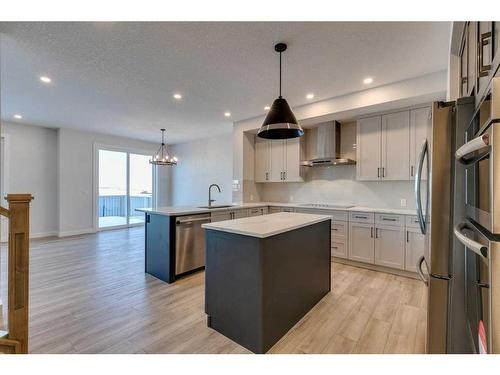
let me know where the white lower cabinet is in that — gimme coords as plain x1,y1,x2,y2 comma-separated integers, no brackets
211,209,249,222
349,216,407,271
210,212,232,222
248,207,268,216
348,222,375,263
374,225,405,270
331,220,348,259
233,209,248,219
405,227,425,272
331,240,347,258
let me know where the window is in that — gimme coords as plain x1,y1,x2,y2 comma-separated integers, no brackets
97,148,154,229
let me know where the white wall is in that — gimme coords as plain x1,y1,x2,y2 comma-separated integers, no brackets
58,128,169,236
1,122,58,239
169,133,233,206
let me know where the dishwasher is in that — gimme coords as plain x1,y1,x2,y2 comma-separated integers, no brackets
175,213,211,275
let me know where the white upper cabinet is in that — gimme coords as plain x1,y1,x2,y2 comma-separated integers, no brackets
270,140,286,182
409,107,431,180
357,107,430,181
284,137,304,182
254,136,304,183
381,111,410,180
356,116,382,181
254,136,271,182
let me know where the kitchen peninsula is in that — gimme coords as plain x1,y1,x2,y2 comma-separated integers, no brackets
202,212,331,353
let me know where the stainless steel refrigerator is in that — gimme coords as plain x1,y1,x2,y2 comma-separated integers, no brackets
414,98,475,353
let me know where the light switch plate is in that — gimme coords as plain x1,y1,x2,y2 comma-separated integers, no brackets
400,199,407,207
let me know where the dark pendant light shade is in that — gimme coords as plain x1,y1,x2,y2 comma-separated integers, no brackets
257,43,303,140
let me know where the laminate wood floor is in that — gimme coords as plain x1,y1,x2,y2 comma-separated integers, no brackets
0,227,427,354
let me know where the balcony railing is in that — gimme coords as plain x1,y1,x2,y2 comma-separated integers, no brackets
99,195,152,218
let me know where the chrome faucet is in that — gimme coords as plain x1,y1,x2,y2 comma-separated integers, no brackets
208,184,221,207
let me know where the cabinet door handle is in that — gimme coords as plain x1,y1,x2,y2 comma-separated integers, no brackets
479,31,492,77
377,167,380,178
375,228,379,238
410,165,414,177
382,167,385,178
265,172,268,181
284,171,287,180
406,230,409,243
370,227,373,238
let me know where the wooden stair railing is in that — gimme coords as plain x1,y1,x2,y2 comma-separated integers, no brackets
0,194,33,354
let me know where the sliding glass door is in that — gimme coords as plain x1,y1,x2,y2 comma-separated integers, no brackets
98,148,154,229
129,153,153,224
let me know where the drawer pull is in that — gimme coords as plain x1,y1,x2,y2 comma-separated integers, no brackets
382,218,397,221
355,215,367,219
332,246,338,249
332,228,338,231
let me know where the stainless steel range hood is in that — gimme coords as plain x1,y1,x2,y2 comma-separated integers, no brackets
300,121,356,167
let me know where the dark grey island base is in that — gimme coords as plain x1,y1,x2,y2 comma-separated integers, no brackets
204,220,331,354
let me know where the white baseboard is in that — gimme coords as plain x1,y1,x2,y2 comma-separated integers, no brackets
57,228,95,238
1,230,59,243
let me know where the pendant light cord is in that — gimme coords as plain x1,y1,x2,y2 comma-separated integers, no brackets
279,51,282,98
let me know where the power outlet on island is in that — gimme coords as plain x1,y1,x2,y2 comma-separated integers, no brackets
400,199,407,207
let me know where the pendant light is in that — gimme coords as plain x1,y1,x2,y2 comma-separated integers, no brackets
150,129,178,166
257,43,303,139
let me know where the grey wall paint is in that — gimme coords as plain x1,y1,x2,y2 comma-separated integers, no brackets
1,121,58,237
169,133,233,206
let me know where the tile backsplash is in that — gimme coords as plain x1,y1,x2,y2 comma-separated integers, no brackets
258,165,418,209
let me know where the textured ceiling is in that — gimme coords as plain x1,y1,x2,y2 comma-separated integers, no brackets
0,22,451,144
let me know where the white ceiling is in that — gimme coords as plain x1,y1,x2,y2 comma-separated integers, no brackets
0,22,451,144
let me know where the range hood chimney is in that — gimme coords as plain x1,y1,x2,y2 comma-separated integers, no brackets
300,121,356,167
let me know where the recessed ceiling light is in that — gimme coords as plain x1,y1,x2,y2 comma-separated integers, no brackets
173,93,182,100
306,93,314,99
14,114,22,119
40,76,52,83
363,77,373,84
224,112,231,118
264,106,270,111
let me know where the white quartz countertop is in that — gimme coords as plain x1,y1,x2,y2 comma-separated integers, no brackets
135,203,269,216
267,203,416,216
348,206,416,215
136,202,417,217
202,212,331,238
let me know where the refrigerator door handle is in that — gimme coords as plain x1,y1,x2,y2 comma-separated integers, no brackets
416,255,429,286
453,222,489,260
415,140,428,235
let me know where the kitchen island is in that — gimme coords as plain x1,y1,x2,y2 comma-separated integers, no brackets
202,212,331,353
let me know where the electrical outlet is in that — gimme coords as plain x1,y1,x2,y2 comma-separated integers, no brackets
400,199,407,207
290,195,294,202
250,194,254,201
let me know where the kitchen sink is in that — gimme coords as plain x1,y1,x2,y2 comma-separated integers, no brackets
197,205,233,209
